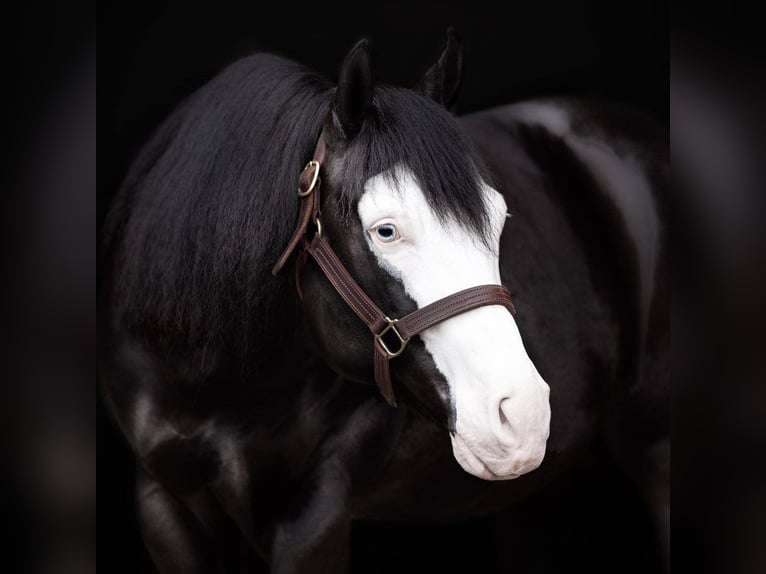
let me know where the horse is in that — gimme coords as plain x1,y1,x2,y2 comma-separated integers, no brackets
100,31,668,573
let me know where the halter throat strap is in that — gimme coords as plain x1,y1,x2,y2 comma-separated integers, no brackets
272,130,515,406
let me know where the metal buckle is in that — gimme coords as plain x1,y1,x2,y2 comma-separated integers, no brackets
375,317,410,358
297,160,321,197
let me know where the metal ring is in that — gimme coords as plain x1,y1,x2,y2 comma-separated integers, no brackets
297,161,321,198
375,317,410,358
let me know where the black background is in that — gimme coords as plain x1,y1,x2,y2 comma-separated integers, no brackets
101,2,667,572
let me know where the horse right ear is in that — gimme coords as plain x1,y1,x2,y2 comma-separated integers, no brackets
415,27,463,110
333,39,374,140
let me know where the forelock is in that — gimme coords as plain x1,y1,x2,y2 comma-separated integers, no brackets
329,87,494,245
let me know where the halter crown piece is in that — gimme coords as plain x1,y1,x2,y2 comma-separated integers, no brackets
272,130,515,407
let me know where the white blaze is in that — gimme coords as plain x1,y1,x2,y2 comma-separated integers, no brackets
358,166,550,480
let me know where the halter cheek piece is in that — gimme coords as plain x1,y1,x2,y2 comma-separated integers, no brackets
272,130,515,407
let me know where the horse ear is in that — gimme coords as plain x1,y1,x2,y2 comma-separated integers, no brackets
415,27,463,109
333,39,374,140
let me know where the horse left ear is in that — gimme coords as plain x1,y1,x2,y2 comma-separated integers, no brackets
333,38,374,140
415,27,463,109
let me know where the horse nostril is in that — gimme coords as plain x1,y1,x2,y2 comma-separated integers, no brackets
498,398,514,437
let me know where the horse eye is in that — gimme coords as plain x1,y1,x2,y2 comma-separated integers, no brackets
373,223,399,243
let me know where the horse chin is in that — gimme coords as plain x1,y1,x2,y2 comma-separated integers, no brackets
450,433,526,481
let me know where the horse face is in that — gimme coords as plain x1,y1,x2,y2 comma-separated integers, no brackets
300,164,550,480
356,167,551,479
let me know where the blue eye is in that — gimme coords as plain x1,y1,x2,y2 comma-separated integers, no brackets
373,223,399,243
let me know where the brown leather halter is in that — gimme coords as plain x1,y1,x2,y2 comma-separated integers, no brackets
272,130,515,406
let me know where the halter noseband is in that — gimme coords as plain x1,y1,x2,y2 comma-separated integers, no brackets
272,130,515,407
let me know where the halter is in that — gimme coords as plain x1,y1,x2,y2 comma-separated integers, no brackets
272,130,515,407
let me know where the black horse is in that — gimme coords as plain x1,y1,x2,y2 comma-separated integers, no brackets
101,33,668,573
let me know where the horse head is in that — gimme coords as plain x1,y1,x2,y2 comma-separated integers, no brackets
297,34,551,480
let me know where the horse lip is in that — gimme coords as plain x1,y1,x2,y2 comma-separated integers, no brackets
451,433,522,481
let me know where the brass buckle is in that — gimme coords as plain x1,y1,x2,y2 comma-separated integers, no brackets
375,317,410,358
297,160,321,198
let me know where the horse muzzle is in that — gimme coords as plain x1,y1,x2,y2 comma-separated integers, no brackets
449,370,551,481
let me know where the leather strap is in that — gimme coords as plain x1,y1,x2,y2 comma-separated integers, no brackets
272,135,326,275
397,285,515,339
273,129,516,407
306,233,395,403
307,235,388,333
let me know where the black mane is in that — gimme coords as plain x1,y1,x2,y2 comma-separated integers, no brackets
104,53,491,350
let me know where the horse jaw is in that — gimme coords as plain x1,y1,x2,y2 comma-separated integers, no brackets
357,166,551,480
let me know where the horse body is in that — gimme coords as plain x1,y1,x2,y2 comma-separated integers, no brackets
101,44,667,573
